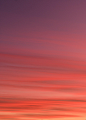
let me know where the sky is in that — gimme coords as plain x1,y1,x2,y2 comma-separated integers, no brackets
0,0,86,120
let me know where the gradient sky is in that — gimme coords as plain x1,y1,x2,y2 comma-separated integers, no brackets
0,0,86,120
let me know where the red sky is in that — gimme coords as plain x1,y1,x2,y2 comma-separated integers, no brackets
0,0,86,120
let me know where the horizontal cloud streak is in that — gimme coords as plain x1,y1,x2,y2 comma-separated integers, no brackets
0,97,86,119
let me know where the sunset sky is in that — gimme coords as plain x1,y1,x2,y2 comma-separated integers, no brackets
0,0,86,120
